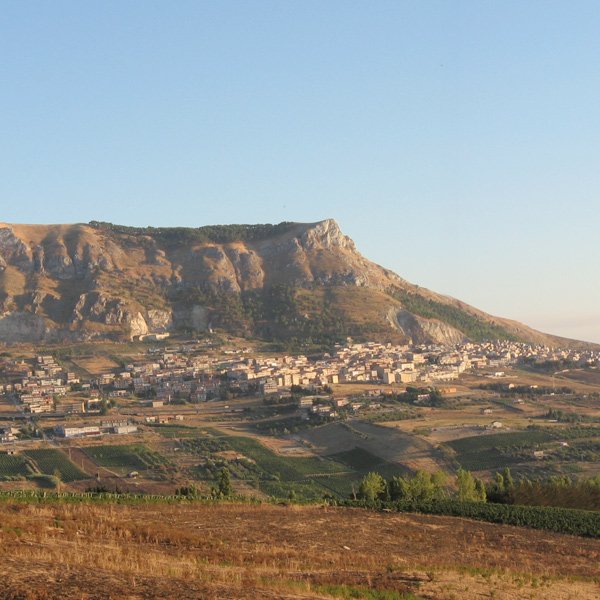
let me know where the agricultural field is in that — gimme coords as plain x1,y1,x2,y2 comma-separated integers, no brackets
328,447,408,480
225,435,348,480
294,420,452,474
149,423,207,438
444,430,557,473
176,431,355,500
173,428,436,500
0,452,34,480
84,444,171,475
23,449,89,482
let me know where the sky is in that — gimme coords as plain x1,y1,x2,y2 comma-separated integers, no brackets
1,1,599,342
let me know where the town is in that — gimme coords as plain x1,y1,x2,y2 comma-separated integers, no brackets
1,337,598,443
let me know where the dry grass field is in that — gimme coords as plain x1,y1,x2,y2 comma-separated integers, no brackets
70,356,121,376
0,500,599,600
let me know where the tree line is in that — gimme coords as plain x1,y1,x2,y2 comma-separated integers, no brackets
355,467,600,512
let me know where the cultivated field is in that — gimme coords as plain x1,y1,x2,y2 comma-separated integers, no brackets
23,448,88,482
294,421,452,474
0,499,599,599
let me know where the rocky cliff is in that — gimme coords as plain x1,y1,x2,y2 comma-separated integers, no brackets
0,219,582,346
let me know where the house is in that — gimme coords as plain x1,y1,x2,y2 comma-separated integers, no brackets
0,428,17,443
260,378,279,396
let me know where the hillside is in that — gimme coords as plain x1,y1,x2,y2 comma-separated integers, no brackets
0,501,600,600
1,499,599,600
0,219,586,346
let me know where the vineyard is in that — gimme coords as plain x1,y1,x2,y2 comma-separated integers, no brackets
84,444,170,473
149,423,204,439
385,499,600,538
0,452,35,480
23,449,88,482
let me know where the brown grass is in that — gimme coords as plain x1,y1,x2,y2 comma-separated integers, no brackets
1,500,598,599
70,356,121,376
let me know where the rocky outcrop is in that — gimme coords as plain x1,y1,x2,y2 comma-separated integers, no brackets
0,227,33,271
390,309,465,345
72,292,129,325
299,218,356,252
147,309,173,332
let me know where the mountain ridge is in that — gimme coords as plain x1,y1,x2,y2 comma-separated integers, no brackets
0,219,592,348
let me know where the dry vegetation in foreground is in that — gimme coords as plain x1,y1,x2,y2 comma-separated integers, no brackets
0,501,599,600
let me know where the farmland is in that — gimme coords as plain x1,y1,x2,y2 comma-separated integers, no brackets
23,449,88,482
177,431,355,499
295,421,451,474
444,430,557,473
84,444,170,475
0,452,34,479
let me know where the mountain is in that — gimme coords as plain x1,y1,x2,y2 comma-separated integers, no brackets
0,219,585,346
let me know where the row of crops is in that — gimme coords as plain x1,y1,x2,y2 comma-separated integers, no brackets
1,444,170,483
339,498,600,538
84,444,170,472
0,449,87,482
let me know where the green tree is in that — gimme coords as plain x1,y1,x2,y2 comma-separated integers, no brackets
358,472,387,502
389,470,448,502
502,467,514,490
53,468,63,493
456,469,486,502
475,478,487,502
217,467,233,497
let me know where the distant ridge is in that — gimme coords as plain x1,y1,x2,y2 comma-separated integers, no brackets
0,219,592,347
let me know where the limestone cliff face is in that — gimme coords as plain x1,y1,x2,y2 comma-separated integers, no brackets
390,309,466,346
0,220,582,346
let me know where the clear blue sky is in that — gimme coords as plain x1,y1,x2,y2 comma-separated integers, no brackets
2,1,599,342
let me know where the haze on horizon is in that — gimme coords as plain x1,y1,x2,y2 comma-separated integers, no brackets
2,1,599,343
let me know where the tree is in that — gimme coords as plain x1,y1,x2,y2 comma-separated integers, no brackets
217,467,233,497
502,467,514,490
456,469,486,502
474,478,487,502
389,470,448,502
358,472,387,502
